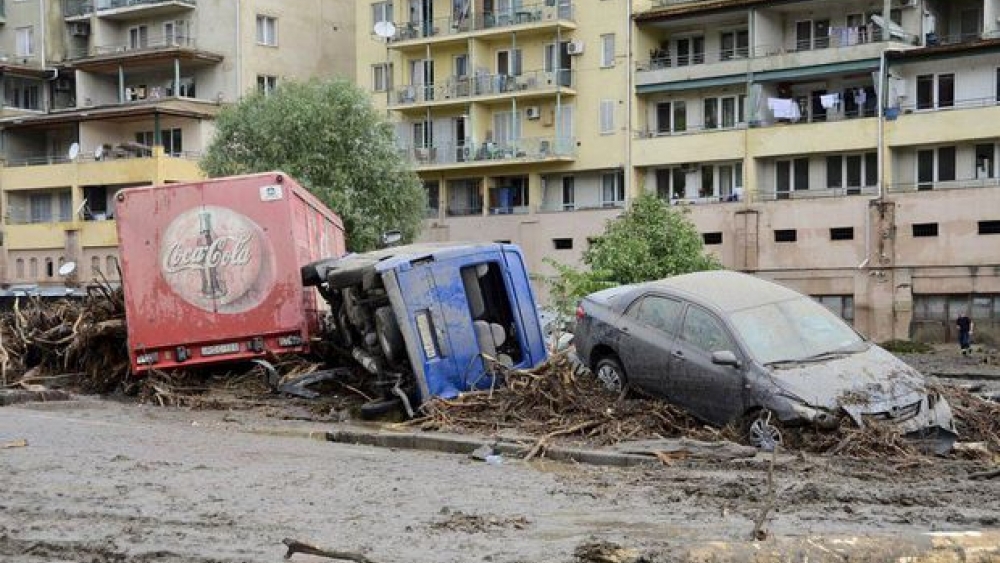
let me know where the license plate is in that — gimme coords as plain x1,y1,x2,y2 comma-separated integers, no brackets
201,342,240,356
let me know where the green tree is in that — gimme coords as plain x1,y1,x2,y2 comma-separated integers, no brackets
584,193,722,284
201,78,425,251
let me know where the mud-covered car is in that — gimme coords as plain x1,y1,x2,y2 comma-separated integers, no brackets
302,242,548,417
574,270,957,453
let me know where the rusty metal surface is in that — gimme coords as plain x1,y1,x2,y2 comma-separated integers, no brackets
116,171,346,372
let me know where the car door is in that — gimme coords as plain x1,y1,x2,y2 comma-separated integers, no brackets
617,294,683,395
666,303,746,425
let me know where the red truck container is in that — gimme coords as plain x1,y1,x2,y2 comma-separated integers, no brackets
115,172,346,372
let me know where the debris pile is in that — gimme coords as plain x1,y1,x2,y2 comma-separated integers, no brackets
417,351,726,448
934,383,1000,452
0,283,128,393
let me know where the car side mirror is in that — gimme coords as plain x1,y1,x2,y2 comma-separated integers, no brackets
711,350,741,368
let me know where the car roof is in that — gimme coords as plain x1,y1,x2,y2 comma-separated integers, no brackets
645,270,804,313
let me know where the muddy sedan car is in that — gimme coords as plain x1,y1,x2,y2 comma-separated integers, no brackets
574,270,957,453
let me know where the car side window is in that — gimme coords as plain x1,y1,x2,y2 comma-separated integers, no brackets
628,295,683,336
680,305,734,353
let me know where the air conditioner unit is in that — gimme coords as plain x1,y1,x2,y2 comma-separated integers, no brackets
69,22,91,36
525,106,541,120
567,40,584,55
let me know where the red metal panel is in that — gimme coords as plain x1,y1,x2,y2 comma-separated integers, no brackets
116,172,345,372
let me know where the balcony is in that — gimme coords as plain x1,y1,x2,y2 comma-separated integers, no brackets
886,178,1000,195
636,36,910,91
389,69,574,109
399,136,575,170
755,185,878,202
65,34,220,66
64,0,195,21
383,1,575,48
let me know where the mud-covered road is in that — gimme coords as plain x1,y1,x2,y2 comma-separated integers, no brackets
1,346,999,562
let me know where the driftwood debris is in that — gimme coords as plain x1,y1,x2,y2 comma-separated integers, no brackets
1,438,28,449
969,468,1000,480
281,538,378,563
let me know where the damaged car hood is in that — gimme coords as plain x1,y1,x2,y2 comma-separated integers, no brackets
766,345,926,416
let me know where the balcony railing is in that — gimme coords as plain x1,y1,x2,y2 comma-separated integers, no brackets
67,34,199,59
400,136,575,166
3,149,200,167
384,0,574,42
755,186,878,201
390,69,573,106
64,0,195,17
537,201,626,213
636,25,923,74
886,178,1000,194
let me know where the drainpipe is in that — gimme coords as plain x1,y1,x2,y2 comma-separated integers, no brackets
235,0,242,96
624,0,633,202
39,0,47,68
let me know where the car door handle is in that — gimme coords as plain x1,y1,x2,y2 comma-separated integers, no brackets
619,326,630,333
671,350,684,359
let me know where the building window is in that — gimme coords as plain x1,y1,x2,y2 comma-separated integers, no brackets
424,181,439,217
15,27,34,57
655,167,687,201
673,36,704,66
827,152,877,194
776,158,808,197
29,258,38,278
257,75,278,95
15,259,24,278
135,128,182,155
938,146,956,182
496,49,522,76
561,176,575,210
816,295,854,323
830,227,854,241
58,192,72,222
29,193,52,223
720,29,748,60
979,221,1000,235
4,77,41,110
45,258,54,278
655,100,686,134
372,1,394,25
128,25,148,49
599,100,615,134
702,95,742,130
256,15,278,46
795,19,830,50
976,144,995,179
372,64,392,92
600,34,615,68
601,171,624,206
774,229,797,242
917,74,955,110
912,223,939,237
702,232,723,245
553,238,573,250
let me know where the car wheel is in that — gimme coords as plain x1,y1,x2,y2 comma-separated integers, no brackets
375,306,405,362
594,356,627,394
747,412,783,451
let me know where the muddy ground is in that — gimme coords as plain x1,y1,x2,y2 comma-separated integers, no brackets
1,345,999,563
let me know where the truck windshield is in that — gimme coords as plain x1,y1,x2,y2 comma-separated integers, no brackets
461,261,523,365
729,296,865,366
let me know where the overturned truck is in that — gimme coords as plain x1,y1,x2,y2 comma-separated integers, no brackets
302,242,549,416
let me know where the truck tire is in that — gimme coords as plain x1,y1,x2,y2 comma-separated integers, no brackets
359,397,402,420
375,306,405,363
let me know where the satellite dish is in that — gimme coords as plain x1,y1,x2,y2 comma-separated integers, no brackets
373,21,396,39
94,145,104,160
58,261,77,277
68,142,80,161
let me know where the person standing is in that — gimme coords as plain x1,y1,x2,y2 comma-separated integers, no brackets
956,312,973,355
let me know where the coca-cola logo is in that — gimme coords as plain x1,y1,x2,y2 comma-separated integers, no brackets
160,206,274,314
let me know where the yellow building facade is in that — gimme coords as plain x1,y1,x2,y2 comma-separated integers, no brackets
358,0,1000,344
0,0,356,294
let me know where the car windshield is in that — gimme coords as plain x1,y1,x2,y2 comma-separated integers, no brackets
729,296,866,365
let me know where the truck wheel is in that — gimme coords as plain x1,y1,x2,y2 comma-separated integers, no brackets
375,306,405,363
359,397,402,420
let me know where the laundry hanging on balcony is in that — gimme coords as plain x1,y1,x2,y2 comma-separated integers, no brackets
820,93,841,110
767,98,800,121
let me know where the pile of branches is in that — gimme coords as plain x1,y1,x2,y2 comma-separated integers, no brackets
0,281,129,393
933,383,1000,452
416,351,724,450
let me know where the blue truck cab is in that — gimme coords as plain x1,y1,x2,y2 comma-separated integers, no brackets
302,242,547,412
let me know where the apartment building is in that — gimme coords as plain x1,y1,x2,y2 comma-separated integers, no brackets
0,0,355,295
360,0,1000,344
